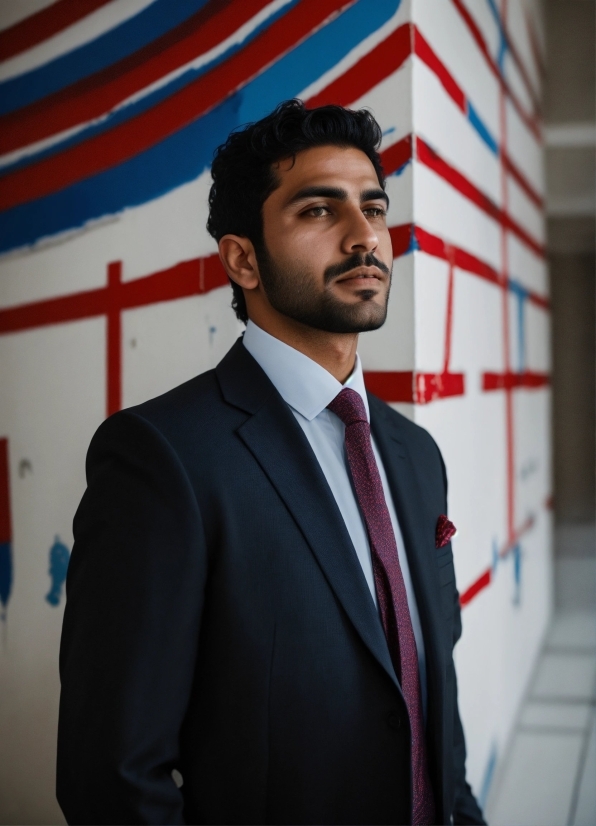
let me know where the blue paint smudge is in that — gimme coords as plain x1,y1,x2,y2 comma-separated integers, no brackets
408,224,419,253
485,0,508,72
478,741,498,810
491,537,499,573
512,542,522,606
389,159,412,177
0,541,12,620
0,0,212,115
382,126,396,136
0,0,401,253
467,102,499,155
45,536,70,607
509,279,528,373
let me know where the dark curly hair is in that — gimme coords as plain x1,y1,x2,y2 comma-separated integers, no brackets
207,99,385,324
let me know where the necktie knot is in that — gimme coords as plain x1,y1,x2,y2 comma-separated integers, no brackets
327,387,368,427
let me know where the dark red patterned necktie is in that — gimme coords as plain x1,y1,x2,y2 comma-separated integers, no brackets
328,388,435,826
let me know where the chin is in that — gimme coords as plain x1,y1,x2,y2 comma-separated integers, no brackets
317,305,388,334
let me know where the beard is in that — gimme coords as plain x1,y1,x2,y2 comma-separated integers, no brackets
255,244,392,334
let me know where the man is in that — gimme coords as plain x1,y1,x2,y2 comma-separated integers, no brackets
58,100,485,825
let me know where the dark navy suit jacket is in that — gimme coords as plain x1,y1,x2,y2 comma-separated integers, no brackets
57,339,485,825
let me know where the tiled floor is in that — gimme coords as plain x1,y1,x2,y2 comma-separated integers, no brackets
487,612,596,826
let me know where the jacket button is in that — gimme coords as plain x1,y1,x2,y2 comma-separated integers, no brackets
387,712,401,730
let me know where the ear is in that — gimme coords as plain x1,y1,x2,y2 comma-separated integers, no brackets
218,235,260,291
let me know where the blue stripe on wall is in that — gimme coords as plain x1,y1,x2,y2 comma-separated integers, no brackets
0,0,210,116
485,0,508,71
0,0,401,253
467,102,499,155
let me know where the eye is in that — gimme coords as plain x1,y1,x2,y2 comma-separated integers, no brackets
304,205,331,217
363,206,387,218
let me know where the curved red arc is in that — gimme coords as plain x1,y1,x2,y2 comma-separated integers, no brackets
0,0,114,62
0,0,353,212
306,22,411,108
0,0,268,156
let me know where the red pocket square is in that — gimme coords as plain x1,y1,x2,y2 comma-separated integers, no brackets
436,514,456,548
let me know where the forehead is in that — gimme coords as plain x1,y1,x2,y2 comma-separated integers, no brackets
271,145,381,198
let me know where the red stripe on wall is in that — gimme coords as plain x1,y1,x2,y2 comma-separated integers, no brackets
482,370,550,391
459,568,491,606
306,22,411,108
502,150,543,209
413,26,466,113
459,512,538,608
414,225,548,309
450,0,541,143
415,371,465,403
363,371,465,404
414,225,501,287
0,254,227,335
417,135,500,219
0,0,354,211
0,439,11,545
381,135,413,176
0,0,113,62
0,225,548,340
309,17,543,216
416,136,545,258
0,0,269,155
364,371,415,402
0,286,108,333
388,222,414,257
498,12,541,116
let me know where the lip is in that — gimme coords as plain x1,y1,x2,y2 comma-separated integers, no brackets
335,266,385,283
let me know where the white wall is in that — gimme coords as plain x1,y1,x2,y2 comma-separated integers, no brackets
0,0,549,821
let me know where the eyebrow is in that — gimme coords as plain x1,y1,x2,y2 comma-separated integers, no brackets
286,185,389,208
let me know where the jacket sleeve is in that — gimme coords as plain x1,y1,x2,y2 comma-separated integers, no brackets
57,410,208,825
451,594,487,825
437,442,487,826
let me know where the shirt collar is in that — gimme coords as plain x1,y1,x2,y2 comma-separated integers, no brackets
242,320,370,422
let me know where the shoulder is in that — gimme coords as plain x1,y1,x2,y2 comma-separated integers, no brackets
85,368,228,475
128,368,222,433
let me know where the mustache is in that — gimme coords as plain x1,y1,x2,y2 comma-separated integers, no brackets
324,252,391,284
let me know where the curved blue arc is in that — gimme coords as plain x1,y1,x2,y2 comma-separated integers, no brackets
0,0,210,116
0,0,401,254
0,0,301,179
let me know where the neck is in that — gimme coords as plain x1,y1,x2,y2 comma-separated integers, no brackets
248,313,358,384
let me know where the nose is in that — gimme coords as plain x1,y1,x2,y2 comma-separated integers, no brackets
340,203,379,255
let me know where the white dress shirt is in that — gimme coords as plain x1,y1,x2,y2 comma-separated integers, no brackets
243,320,427,710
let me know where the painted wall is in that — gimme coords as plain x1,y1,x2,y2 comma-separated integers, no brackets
0,0,550,822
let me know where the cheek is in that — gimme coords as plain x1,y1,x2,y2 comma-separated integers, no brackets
270,223,331,264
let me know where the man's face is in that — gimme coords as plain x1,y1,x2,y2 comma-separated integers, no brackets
257,145,393,334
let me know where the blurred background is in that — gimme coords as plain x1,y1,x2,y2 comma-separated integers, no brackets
0,1,593,824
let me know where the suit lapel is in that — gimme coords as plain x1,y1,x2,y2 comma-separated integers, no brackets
216,341,399,690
